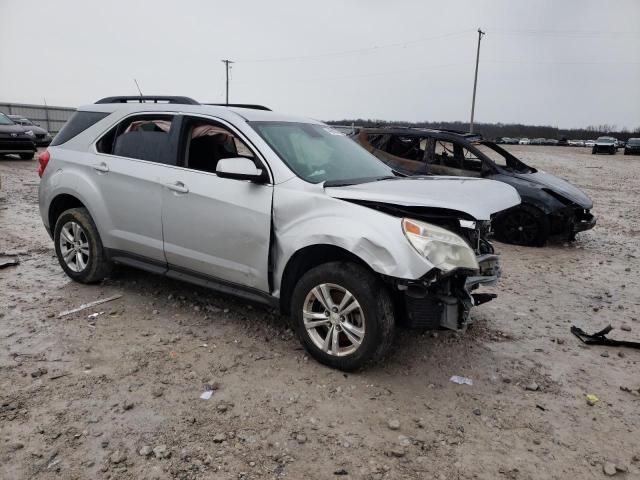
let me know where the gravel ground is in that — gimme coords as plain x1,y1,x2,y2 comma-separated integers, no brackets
1,146,639,480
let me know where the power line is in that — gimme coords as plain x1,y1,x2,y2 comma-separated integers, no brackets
238,29,475,63
489,28,640,38
232,61,472,85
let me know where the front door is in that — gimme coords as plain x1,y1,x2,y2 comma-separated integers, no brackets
161,116,273,291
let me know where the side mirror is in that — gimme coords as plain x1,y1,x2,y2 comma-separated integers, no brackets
216,157,267,182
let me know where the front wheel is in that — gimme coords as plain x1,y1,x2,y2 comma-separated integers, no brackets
19,152,34,160
494,205,549,247
54,207,111,283
290,261,395,371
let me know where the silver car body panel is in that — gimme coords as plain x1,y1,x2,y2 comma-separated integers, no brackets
39,102,521,302
325,176,520,221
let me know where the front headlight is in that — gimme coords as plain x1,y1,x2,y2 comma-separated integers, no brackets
24,130,35,137
402,218,479,272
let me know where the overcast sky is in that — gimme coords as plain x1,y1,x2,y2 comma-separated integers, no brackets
1,0,638,129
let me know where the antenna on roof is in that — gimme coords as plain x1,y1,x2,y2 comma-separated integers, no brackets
133,79,144,100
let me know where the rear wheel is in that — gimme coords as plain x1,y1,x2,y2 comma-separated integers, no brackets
19,152,34,160
494,205,549,247
291,261,395,371
54,207,111,283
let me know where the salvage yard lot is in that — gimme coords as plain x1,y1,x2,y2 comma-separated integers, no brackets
1,146,639,479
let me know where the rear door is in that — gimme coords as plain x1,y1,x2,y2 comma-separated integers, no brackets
161,115,273,291
92,113,180,265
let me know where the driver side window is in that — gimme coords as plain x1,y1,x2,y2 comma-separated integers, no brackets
182,119,255,174
429,140,482,177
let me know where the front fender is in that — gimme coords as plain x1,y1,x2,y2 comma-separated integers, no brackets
271,184,434,296
490,174,564,214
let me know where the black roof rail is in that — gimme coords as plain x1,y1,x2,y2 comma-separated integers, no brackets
205,103,271,111
95,96,200,105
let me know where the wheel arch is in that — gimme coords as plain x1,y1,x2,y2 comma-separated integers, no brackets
48,194,87,231
278,244,374,316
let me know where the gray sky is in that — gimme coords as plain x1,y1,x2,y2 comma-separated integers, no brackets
1,0,639,129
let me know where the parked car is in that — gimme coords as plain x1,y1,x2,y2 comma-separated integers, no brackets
568,139,585,147
624,138,640,155
530,138,546,145
0,112,37,159
615,139,626,149
7,115,52,146
38,96,520,370
353,128,596,246
592,137,617,155
545,139,559,146
584,140,596,147
519,138,530,145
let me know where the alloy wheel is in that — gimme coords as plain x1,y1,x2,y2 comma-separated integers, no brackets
59,221,90,272
502,210,539,245
302,283,365,357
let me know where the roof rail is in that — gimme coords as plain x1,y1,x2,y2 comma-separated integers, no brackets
206,103,271,111
95,96,200,105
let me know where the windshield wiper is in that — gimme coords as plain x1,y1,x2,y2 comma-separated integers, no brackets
324,175,399,187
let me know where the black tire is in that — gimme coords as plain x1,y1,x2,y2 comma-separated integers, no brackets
591,147,597,155
290,261,395,371
53,207,111,283
19,152,34,160
494,205,550,247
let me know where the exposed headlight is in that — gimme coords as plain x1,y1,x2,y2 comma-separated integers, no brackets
402,218,479,272
24,130,35,137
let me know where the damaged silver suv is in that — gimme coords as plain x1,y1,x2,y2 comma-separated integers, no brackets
38,96,520,370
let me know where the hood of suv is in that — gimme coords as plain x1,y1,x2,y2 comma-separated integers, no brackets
0,124,29,135
325,177,520,220
510,170,592,209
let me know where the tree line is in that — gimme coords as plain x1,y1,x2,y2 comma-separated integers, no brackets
326,119,640,141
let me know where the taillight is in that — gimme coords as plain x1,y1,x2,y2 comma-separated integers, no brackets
38,150,50,178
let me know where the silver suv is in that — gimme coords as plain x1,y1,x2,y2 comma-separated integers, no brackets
38,96,520,370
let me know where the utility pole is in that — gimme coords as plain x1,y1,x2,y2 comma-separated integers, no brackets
221,59,234,104
469,28,485,133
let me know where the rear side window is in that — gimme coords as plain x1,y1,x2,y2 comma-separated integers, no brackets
96,115,175,164
50,111,109,146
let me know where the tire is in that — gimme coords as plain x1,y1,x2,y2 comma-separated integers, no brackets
494,205,550,247
591,147,597,155
290,261,395,371
19,152,34,160
53,207,111,283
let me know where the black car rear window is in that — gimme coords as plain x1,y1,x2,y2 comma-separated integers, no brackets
50,111,109,146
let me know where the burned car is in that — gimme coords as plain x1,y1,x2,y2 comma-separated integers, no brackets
39,96,520,370
353,128,595,246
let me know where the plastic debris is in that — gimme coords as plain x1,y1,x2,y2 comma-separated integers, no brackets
449,375,473,386
586,394,599,406
58,294,122,318
87,311,105,319
0,255,20,269
200,390,214,400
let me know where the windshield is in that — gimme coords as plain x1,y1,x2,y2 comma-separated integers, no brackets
628,138,640,145
251,122,395,184
0,113,15,125
596,137,615,143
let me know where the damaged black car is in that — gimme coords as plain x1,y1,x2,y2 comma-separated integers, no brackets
352,128,596,246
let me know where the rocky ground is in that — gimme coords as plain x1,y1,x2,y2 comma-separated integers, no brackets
1,146,639,480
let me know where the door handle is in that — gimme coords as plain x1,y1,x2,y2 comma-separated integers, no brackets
93,162,109,173
166,181,189,193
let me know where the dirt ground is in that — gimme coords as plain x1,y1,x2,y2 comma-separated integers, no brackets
1,145,639,480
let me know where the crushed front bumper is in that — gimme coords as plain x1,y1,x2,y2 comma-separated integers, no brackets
401,254,501,331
